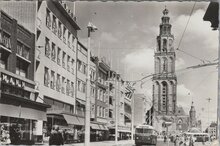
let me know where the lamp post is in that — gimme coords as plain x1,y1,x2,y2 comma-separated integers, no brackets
85,22,97,146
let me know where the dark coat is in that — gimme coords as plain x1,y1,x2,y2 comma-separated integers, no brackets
49,130,64,145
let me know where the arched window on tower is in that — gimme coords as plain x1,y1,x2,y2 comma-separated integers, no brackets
169,39,173,51
161,81,168,112
162,57,168,72
162,39,167,52
156,57,161,73
169,57,173,73
157,39,161,52
155,81,160,111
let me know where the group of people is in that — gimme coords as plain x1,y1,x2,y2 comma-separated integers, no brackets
0,124,21,145
49,125,66,145
173,135,195,146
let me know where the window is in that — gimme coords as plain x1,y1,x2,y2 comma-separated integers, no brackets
58,22,62,39
17,42,23,56
17,42,30,60
99,106,102,117
77,60,82,72
57,47,61,65
77,80,81,91
67,55,70,71
46,9,51,28
62,51,66,68
103,107,105,117
51,70,55,89
63,27,66,44
99,90,102,101
52,15,57,34
66,79,70,96
71,59,75,74
0,52,7,69
44,67,50,87
163,39,167,51
56,74,61,92
109,110,113,118
97,106,99,116
109,96,113,105
51,43,56,61
45,38,50,58
83,64,87,74
72,36,75,51
71,82,74,97
2,32,11,49
22,46,30,60
162,58,168,72
68,32,71,48
82,82,86,93
62,77,65,94
16,59,28,78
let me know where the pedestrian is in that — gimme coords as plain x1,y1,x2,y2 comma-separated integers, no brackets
49,125,64,145
202,135,206,145
189,135,194,146
164,135,167,143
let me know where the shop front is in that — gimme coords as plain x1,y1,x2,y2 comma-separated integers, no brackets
90,122,108,142
46,113,85,144
0,97,49,145
108,125,131,141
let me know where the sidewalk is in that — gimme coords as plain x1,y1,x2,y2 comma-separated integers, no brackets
35,140,134,146
210,140,218,146
72,140,134,146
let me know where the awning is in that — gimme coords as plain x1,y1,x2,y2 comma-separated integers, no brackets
77,117,85,125
62,114,80,125
76,99,86,105
0,103,47,121
91,123,101,130
99,125,108,130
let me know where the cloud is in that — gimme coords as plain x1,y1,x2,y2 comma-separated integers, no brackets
177,84,192,98
100,32,117,43
122,48,154,72
173,9,218,51
176,58,186,69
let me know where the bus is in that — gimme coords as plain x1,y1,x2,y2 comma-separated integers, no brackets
184,132,210,142
135,124,157,146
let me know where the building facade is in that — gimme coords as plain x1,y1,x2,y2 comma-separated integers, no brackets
206,122,217,140
35,1,81,143
133,94,148,127
0,10,49,144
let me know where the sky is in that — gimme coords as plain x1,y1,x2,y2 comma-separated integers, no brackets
73,1,218,130
0,1,218,130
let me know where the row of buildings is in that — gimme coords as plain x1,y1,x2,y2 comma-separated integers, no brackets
0,1,137,144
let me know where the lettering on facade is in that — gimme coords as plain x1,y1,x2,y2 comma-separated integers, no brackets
1,73,25,88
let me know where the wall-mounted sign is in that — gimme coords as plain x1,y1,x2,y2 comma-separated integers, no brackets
1,73,25,88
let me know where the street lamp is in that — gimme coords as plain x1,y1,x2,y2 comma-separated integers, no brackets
85,22,97,146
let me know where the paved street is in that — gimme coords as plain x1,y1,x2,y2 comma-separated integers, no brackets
33,140,219,146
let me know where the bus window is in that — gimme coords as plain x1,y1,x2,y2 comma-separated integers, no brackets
143,129,153,134
135,128,143,133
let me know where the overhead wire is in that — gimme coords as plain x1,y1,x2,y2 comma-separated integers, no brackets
176,1,211,63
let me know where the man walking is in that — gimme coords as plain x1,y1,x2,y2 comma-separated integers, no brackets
49,125,64,145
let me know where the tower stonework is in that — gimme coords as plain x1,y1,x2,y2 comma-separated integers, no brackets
152,8,178,133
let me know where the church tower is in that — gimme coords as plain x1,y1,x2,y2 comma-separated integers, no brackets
153,8,177,116
189,101,197,128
